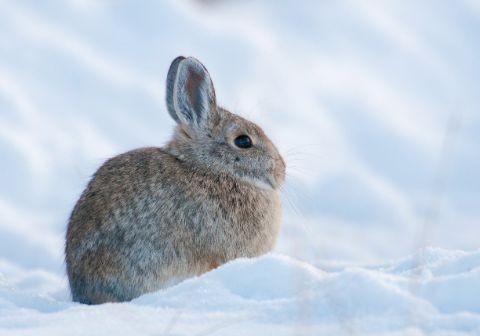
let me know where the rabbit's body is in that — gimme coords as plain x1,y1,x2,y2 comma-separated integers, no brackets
67,147,281,303
66,57,285,304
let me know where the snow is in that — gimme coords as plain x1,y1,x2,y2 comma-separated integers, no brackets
0,0,479,334
1,249,480,335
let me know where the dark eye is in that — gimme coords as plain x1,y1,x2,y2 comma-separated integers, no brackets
234,135,252,149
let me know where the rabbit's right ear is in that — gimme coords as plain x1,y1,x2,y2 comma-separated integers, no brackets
166,56,218,134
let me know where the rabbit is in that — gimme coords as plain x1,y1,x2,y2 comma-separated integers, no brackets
65,56,286,304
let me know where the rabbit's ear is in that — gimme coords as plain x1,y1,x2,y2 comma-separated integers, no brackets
166,57,218,132
166,56,186,124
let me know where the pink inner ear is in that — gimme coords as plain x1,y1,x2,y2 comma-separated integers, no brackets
185,67,204,110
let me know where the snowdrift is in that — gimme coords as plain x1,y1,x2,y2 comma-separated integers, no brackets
1,248,479,335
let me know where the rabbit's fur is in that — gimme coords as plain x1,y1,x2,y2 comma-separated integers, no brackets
65,56,285,304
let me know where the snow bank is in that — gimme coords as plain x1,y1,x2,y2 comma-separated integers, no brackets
1,248,479,335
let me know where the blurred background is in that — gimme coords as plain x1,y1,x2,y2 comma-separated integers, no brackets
0,0,479,281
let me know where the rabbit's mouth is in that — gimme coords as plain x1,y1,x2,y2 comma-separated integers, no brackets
240,175,279,191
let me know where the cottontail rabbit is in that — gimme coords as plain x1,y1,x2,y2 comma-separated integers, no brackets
65,56,285,304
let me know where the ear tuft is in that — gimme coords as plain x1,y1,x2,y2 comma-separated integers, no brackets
165,56,217,132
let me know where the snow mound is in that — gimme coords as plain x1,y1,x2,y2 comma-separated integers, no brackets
1,249,479,335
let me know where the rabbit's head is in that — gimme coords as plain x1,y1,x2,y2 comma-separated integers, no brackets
165,56,285,190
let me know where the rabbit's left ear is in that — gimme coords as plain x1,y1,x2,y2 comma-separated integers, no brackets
166,56,218,133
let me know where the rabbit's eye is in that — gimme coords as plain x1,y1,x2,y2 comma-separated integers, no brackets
234,135,252,149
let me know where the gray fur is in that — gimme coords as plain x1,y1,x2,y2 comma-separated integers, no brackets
65,56,286,304
166,55,185,123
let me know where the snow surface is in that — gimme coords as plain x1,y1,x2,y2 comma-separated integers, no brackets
1,248,480,335
0,0,479,334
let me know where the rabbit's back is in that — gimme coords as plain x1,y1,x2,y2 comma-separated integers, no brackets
66,147,281,303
